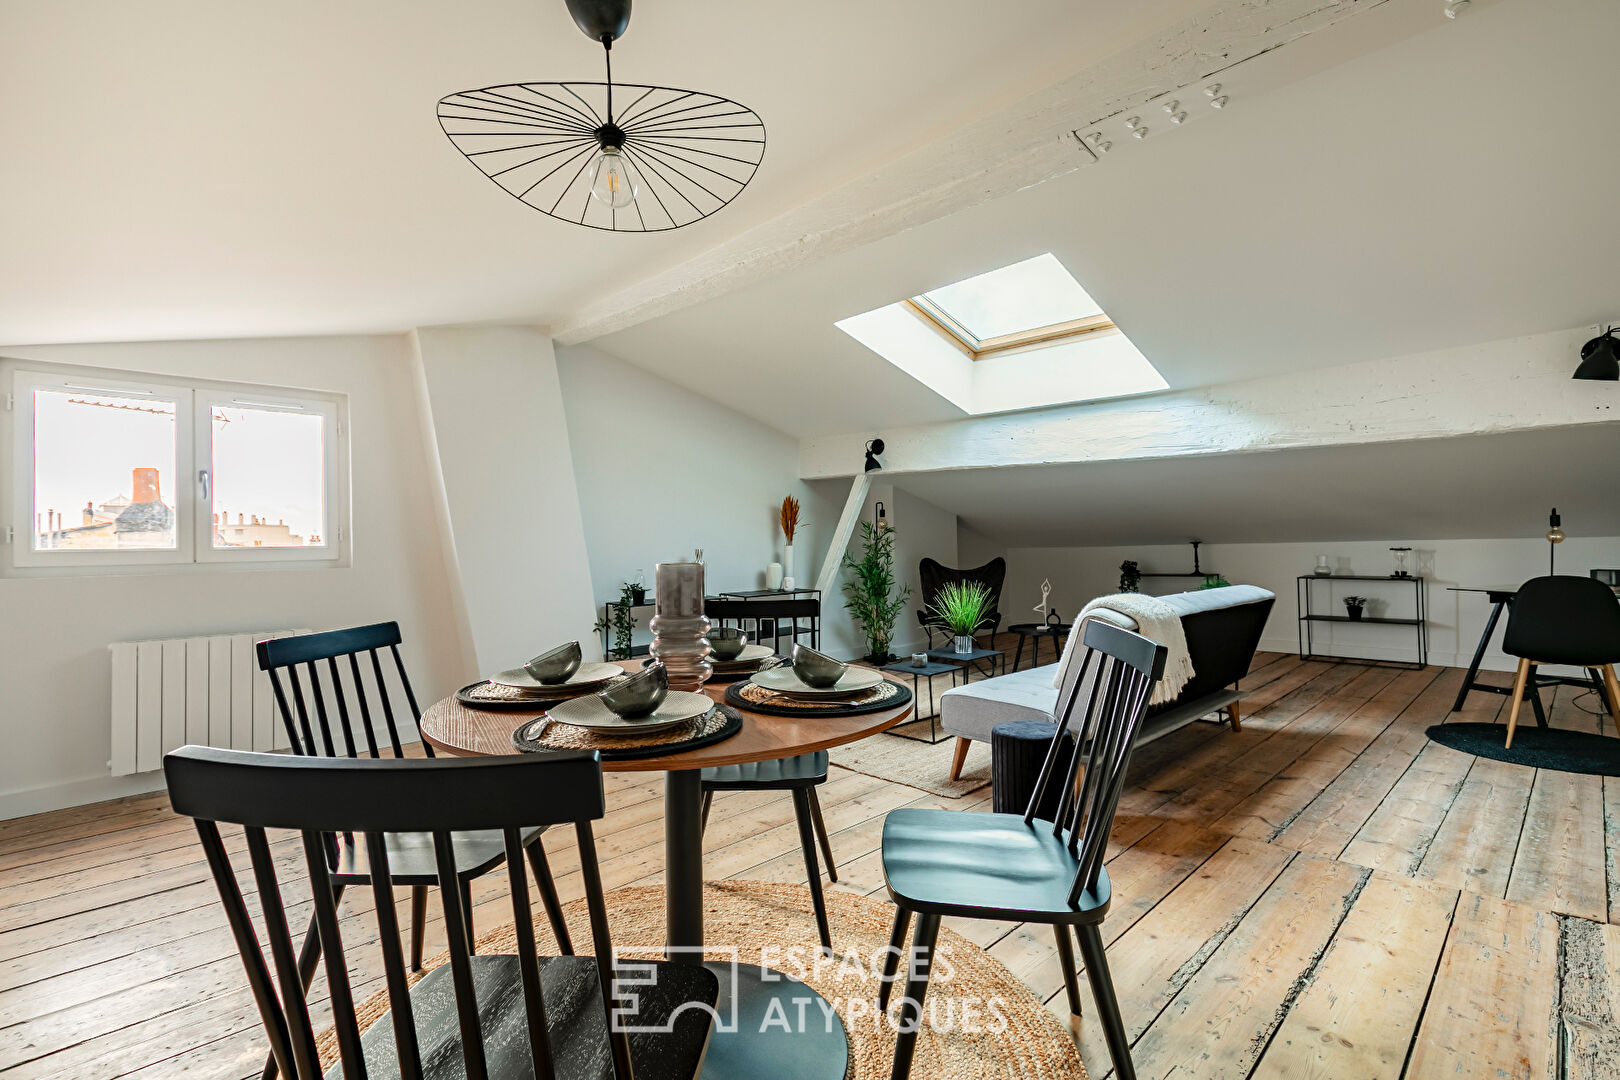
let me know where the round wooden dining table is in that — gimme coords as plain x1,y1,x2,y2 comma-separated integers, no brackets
420,661,912,1080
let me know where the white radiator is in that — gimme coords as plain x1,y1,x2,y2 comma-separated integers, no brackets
108,629,310,776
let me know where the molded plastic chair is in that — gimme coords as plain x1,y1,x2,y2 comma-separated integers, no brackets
1502,575,1620,748
916,557,1006,647
166,746,718,1080
877,619,1168,1080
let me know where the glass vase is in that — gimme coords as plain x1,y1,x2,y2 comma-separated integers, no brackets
650,562,712,692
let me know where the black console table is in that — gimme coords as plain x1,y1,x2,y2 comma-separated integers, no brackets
1297,574,1428,669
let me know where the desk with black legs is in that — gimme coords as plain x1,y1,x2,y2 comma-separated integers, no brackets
1448,584,1619,721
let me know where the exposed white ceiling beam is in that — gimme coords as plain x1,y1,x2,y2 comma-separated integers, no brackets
798,320,1620,479
552,0,1462,345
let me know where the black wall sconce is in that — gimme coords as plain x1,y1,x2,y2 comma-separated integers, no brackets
1574,327,1619,380
864,438,885,472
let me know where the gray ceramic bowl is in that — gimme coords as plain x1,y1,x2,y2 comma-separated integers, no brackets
792,644,848,689
525,641,583,684
599,662,669,718
707,626,748,661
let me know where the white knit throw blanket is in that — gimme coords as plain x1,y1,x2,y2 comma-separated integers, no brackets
1059,593,1196,705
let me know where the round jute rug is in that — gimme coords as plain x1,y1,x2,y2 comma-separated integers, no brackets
318,881,1088,1079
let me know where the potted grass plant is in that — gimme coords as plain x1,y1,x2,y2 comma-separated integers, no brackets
930,580,994,654
1343,595,1369,621
841,520,909,663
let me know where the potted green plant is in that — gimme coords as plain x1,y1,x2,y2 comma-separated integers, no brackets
1343,595,1369,621
841,521,909,663
1119,560,1141,593
930,580,994,654
591,581,640,659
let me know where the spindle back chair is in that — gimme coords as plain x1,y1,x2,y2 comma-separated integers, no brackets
876,619,1167,1080
165,746,718,1080
253,624,574,1078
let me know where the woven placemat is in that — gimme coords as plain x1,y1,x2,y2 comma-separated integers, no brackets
455,676,625,712
726,679,911,718
512,703,743,760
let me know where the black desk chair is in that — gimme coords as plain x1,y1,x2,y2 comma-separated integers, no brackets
1502,576,1620,748
877,619,1167,1080
166,746,717,1080
916,556,1006,648
255,624,574,1079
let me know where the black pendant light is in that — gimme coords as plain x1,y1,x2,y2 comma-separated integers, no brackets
1573,327,1620,381
438,0,766,232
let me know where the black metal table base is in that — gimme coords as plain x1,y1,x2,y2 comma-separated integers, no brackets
665,770,852,1078
698,963,850,1079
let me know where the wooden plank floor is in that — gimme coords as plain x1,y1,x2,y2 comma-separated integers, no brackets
3,649,1619,1079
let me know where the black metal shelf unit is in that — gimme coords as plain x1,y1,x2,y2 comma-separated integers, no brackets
1297,574,1428,669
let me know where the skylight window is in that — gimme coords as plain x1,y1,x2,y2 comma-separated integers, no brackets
835,252,1166,416
909,253,1115,359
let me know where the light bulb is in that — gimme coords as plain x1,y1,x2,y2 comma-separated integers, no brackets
589,146,637,210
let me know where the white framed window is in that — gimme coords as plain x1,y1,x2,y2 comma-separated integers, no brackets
5,361,349,574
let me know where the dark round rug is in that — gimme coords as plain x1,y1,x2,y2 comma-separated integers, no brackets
1425,723,1620,776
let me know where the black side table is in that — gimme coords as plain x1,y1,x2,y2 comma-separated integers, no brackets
880,659,960,744
926,645,1006,683
1005,622,1072,671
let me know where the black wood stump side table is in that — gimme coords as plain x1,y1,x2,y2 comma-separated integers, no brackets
991,720,1073,820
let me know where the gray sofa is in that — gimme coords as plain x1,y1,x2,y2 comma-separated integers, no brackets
941,585,1276,779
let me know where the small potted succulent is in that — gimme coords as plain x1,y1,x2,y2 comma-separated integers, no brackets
1343,595,1369,621
930,580,995,654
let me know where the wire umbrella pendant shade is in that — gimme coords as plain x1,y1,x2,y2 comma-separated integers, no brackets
438,81,766,232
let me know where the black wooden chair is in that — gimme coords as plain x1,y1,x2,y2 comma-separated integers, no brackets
255,623,574,1079
699,752,838,949
915,556,1006,647
705,597,820,655
1502,575,1620,748
699,599,837,949
877,619,1167,1080
166,746,718,1080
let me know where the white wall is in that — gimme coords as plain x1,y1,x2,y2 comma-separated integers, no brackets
0,335,466,817
555,343,841,656
812,481,961,660
1001,537,1620,672
413,326,597,673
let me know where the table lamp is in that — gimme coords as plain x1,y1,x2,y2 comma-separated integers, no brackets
1546,508,1564,573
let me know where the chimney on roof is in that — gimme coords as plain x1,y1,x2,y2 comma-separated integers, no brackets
131,468,161,505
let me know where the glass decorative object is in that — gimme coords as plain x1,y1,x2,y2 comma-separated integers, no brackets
1390,547,1412,578
650,561,711,692
1313,555,1332,577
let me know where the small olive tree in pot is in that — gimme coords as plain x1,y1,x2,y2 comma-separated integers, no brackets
842,521,910,664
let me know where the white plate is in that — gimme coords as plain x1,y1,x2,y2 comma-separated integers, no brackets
489,662,623,694
749,665,884,699
709,644,775,668
546,690,714,735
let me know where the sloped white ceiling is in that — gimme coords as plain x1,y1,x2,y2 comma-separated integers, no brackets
0,0,1204,344
891,425,1620,547
592,0,1620,437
